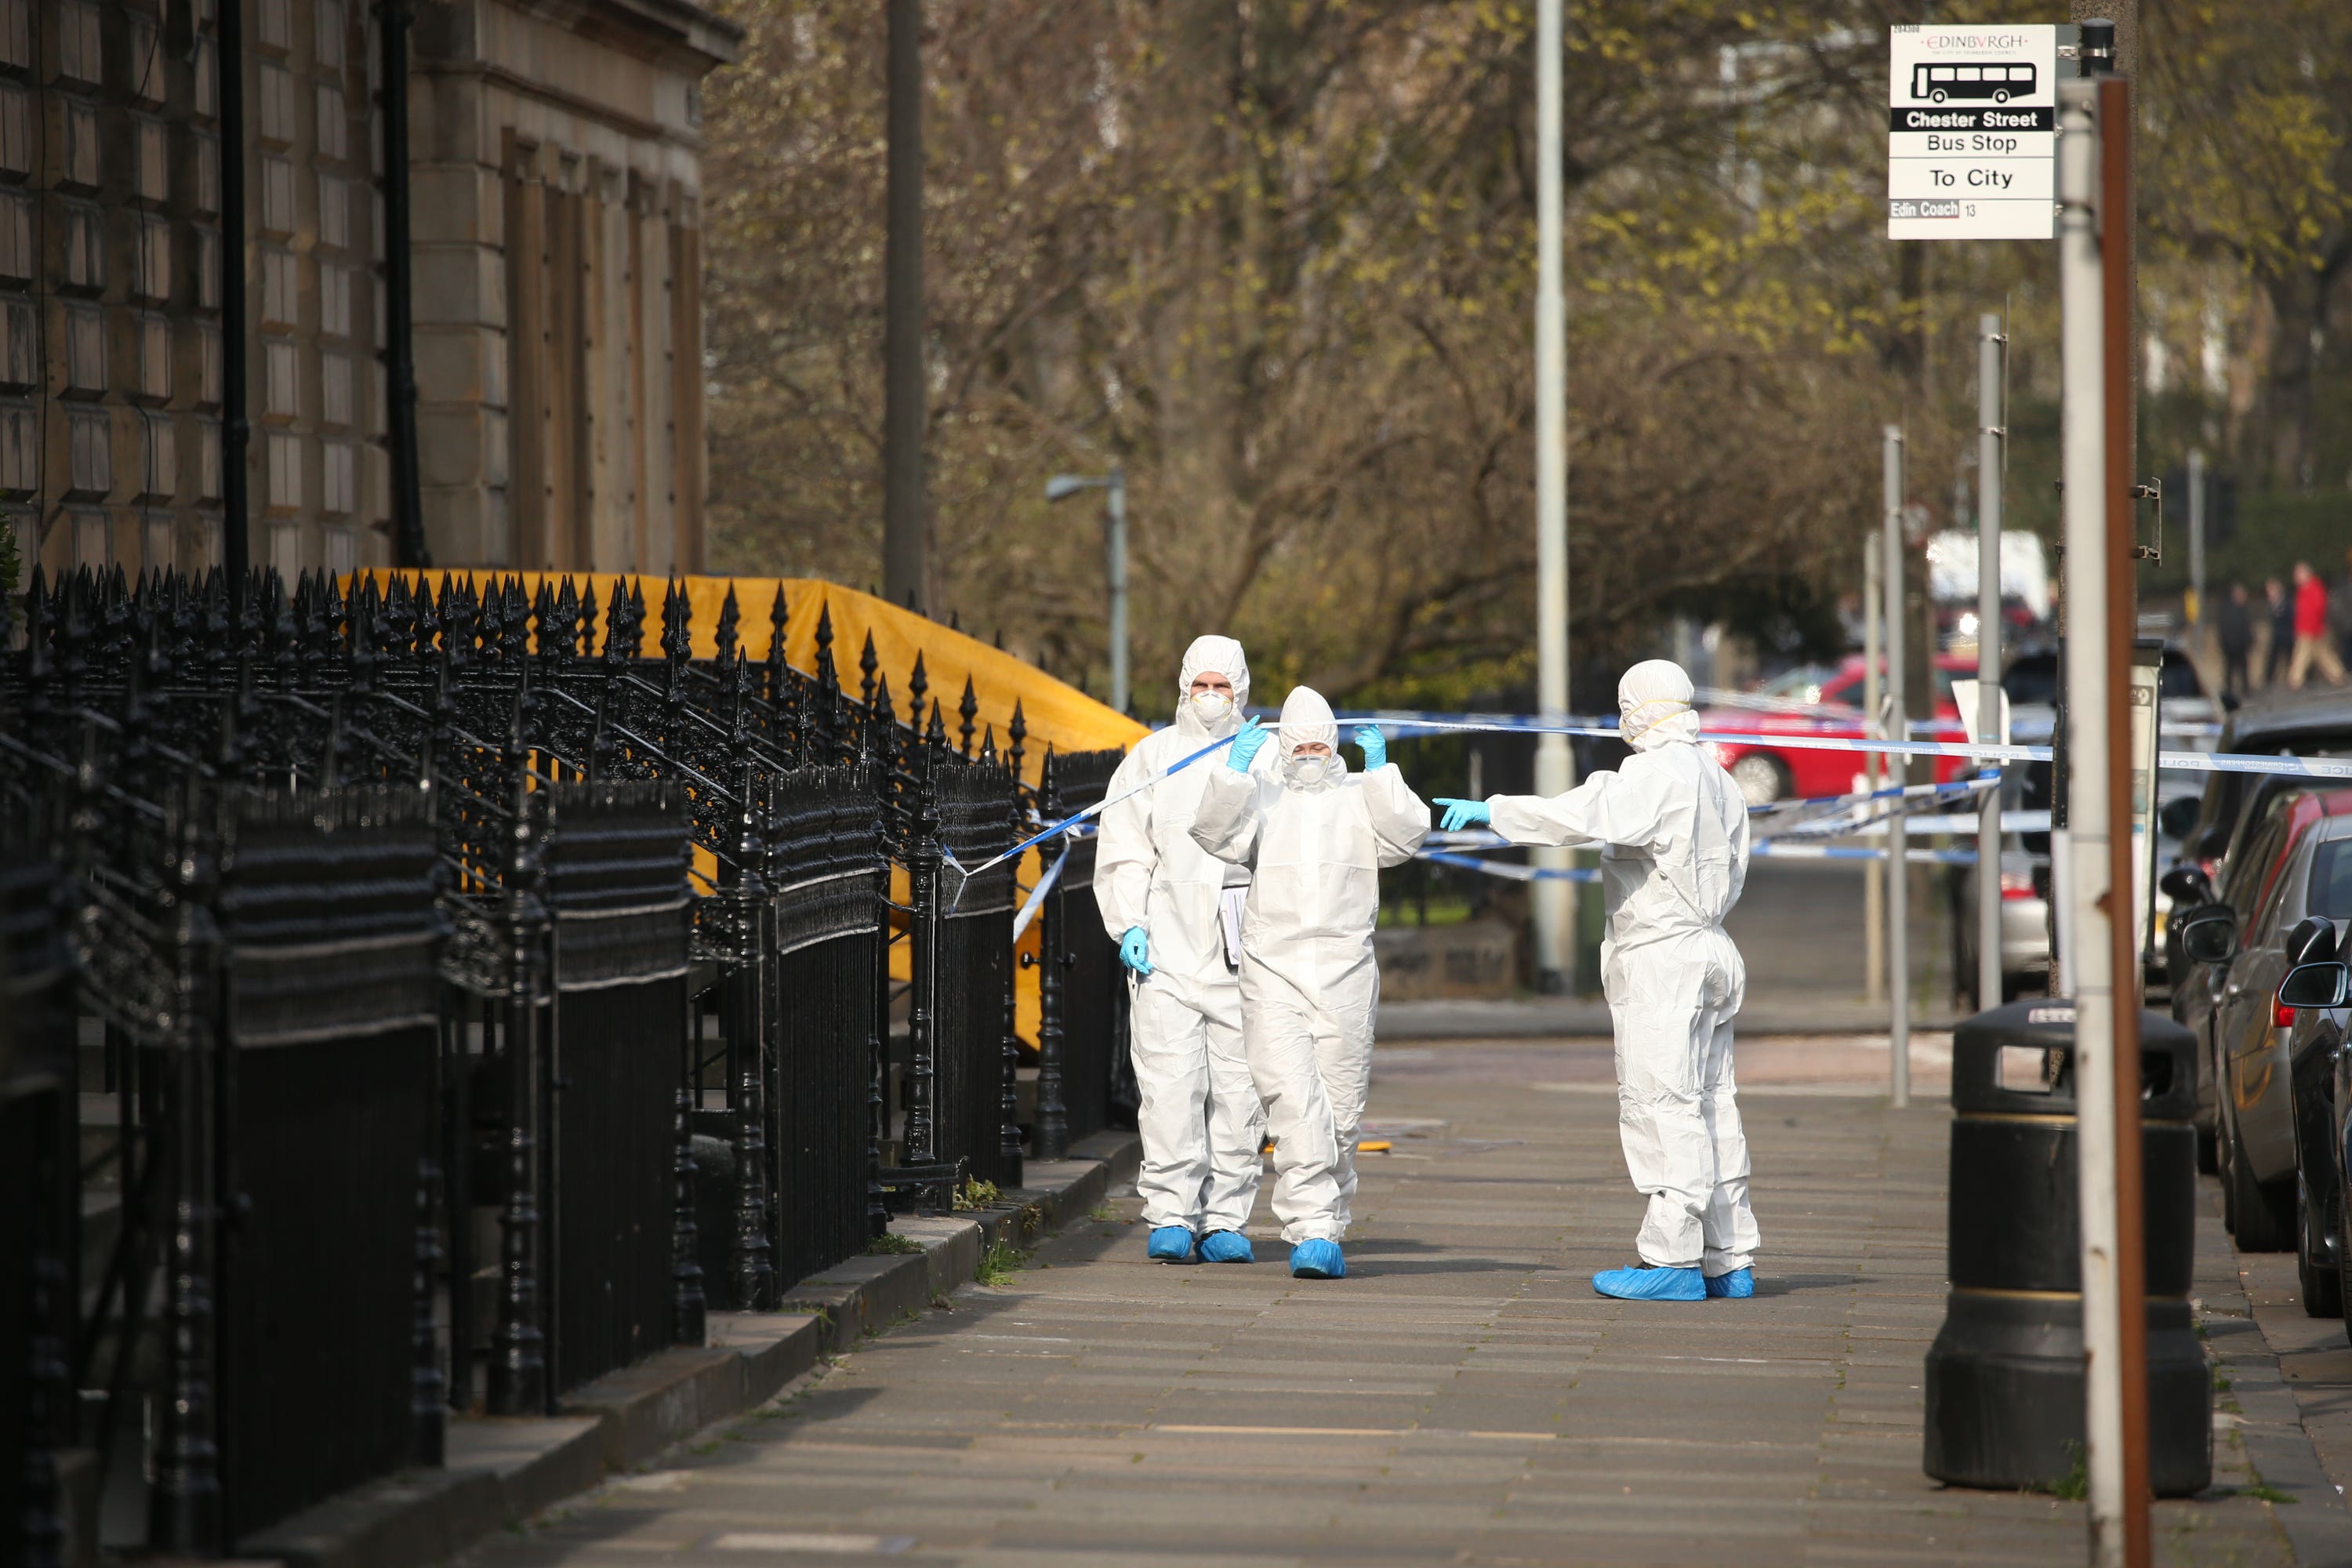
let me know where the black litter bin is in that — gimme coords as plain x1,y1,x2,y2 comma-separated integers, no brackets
1922,999,2211,1495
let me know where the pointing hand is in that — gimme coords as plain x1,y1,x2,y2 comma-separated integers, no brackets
1435,797,1492,833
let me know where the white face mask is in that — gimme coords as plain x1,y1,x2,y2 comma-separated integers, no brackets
1189,690,1234,722
1287,754,1332,786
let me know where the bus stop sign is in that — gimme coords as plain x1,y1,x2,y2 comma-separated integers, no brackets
1889,24,2058,241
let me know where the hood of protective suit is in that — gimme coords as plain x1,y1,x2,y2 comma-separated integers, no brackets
1174,634,1250,738
1277,686,1344,789
1618,659,1700,753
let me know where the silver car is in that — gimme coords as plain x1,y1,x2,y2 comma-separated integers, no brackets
2177,810,2352,1252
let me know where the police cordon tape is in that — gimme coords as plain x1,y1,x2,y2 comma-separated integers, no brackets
946,710,2343,903
1417,841,1985,883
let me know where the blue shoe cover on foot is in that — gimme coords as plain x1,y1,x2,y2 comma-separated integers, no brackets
1592,1264,1704,1301
1198,1230,1254,1264
1148,1225,1198,1264
1704,1267,1755,1299
1290,1240,1345,1279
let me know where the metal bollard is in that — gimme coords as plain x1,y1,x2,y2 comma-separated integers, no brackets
1923,1000,2211,1495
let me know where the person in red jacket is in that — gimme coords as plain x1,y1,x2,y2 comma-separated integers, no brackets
2290,561,2348,689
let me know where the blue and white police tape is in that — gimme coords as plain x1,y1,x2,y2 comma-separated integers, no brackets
942,728,1239,902
1341,711,2352,782
1007,840,1072,943
1415,841,1983,881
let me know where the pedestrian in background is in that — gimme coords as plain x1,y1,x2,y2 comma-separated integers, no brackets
2289,561,2348,689
2216,582,2254,700
2266,576,2294,687
2331,547,2352,670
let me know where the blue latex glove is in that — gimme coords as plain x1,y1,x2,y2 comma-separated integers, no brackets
1225,717,1269,772
1435,797,1491,832
1119,926,1152,977
1353,724,1386,771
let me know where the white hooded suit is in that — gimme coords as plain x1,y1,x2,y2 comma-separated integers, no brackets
1483,659,1760,1276
1094,636,1269,1236
1189,688,1429,1243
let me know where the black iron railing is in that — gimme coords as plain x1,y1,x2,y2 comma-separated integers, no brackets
0,565,1131,1558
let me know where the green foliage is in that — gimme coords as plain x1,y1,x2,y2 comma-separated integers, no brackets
865,1231,923,1256
953,1178,1002,1213
975,1238,1027,1288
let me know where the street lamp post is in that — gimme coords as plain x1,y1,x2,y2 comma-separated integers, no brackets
1047,473,1129,713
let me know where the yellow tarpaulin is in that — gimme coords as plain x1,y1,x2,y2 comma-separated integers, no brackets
359,571,1146,1047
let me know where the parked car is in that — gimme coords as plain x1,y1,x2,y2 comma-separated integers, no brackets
2172,799,2352,1254
2288,928,2352,1322
1949,764,2050,1012
1703,652,1980,806
2165,689,2352,1163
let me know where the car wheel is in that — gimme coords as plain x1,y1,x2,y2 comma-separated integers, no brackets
2299,1171,2344,1316
2223,1094,2296,1252
1729,753,1790,808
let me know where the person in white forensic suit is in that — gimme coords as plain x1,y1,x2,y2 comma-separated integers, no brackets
1189,686,1429,1279
1436,658,1760,1302
1094,636,1271,1265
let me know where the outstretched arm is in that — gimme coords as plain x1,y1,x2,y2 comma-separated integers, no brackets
1487,766,1668,851
1362,765,1432,869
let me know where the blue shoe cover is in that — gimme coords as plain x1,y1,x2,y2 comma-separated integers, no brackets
1197,1230,1255,1264
1704,1268,1755,1300
1147,1225,1198,1263
1592,1264,1704,1301
1290,1240,1345,1279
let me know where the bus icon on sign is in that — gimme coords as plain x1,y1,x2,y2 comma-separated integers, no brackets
1911,62,2035,103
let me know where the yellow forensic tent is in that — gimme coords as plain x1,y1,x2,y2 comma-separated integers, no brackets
358,571,1147,1047
360,571,1145,776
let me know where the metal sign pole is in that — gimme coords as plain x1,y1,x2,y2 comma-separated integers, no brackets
1882,424,1909,1109
1864,541,1884,1006
1977,317,2005,1016
1530,0,1577,990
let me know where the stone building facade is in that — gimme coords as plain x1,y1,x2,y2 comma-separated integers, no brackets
6,0,735,582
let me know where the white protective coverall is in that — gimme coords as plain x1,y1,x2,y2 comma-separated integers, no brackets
1094,636,1269,1236
1483,659,1761,1276
1189,687,1430,1243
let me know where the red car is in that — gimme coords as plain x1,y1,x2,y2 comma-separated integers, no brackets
1702,653,1979,805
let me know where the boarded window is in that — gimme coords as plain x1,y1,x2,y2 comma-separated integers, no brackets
261,247,296,326
323,439,353,514
0,189,26,281
136,117,167,201
267,430,301,510
197,416,221,500
318,172,347,249
64,303,103,394
59,0,102,84
265,337,298,417
194,132,219,215
135,313,169,401
62,201,103,292
136,216,170,301
256,0,291,53
260,154,295,238
63,99,100,188
269,521,299,575
67,408,111,498
130,16,165,101
196,227,220,309
0,0,28,71
320,262,350,337
0,401,35,495
321,349,351,426
316,0,346,71
258,65,295,146
0,296,32,391
315,84,346,160
198,322,222,405
139,414,174,499
0,84,29,178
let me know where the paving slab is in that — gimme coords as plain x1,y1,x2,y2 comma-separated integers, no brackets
445,1039,2344,1565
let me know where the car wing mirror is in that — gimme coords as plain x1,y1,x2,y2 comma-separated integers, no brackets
2286,914,2341,968
2177,903,2239,965
2159,864,2213,906
2278,961,2350,1011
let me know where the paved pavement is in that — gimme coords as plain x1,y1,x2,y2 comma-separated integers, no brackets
463,1037,2321,1567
